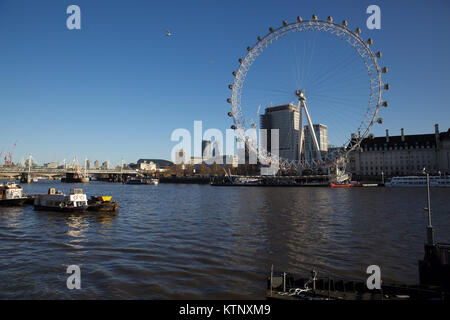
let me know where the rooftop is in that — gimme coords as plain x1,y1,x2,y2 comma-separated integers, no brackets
264,104,299,113
360,128,450,149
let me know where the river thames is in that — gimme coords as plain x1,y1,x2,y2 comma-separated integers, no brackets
0,181,449,299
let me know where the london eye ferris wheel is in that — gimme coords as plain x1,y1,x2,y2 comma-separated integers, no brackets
227,14,389,174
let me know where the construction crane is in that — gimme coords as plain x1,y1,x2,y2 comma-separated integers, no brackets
4,141,17,167
0,147,4,167
9,141,17,167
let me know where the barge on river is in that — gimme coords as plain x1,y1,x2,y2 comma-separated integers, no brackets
34,188,88,212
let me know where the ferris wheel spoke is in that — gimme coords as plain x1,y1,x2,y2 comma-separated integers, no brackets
308,67,369,94
310,98,367,116
310,79,369,97
306,51,362,90
246,87,292,95
303,36,359,83
308,92,368,105
303,32,319,88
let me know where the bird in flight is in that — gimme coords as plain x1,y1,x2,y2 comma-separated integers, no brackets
165,29,174,37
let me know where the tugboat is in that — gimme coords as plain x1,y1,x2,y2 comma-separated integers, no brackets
34,188,88,212
0,182,27,206
88,196,119,212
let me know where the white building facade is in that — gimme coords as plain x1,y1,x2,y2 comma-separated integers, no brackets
349,125,450,178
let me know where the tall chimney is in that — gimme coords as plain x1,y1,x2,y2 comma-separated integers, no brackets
401,128,405,142
386,129,389,142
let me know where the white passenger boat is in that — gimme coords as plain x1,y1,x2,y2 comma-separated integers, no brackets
385,176,450,187
125,178,159,185
34,188,88,212
232,177,262,185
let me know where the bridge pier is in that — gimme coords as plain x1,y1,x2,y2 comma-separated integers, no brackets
107,173,126,183
20,173,31,184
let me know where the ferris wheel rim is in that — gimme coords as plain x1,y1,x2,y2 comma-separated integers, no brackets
228,16,387,169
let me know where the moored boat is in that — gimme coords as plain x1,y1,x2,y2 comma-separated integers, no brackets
88,196,119,212
34,188,88,212
386,176,450,187
232,177,262,185
0,182,27,206
329,182,351,188
125,178,159,185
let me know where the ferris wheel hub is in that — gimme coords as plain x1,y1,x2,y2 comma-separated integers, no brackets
295,89,306,101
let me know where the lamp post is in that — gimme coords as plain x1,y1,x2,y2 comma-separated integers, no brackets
424,168,434,245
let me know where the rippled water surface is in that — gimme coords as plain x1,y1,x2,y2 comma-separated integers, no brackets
0,181,449,299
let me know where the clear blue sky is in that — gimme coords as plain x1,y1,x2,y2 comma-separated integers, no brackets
0,0,449,164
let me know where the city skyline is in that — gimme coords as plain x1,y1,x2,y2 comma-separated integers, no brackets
1,0,450,164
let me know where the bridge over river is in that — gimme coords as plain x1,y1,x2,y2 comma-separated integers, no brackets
0,168,140,182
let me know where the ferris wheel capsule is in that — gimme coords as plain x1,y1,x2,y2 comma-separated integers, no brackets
375,51,382,58
238,58,243,64
227,112,233,117
382,67,388,73
355,28,362,35
247,46,252,52
377,118,383,124
382,101,388,107
231,125,236,130
327,16,333,22
342,20,348,27
257,36,262,41
232,71,237,76
312,14,318,20
227,98,232,103
228,84,233,90
384,84,390,90
367,38,373,45
297,16,302,22
282,20,288,26
269,27,274,33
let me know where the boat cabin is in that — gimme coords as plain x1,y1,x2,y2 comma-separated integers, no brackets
0,182,24,200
